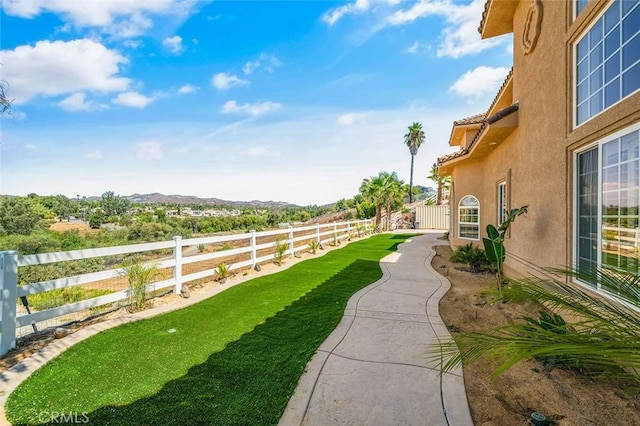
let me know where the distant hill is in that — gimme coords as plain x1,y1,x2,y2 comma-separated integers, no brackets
124,193,301,208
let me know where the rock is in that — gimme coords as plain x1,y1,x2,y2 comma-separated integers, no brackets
294,252,302,258
254,264,262,272
180,285,191,298
54,327,73,339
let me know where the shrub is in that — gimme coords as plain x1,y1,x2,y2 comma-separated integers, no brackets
450,243,489,273
120,261,163,312
28,287,111,311
274,236,288,266
216,262,230,282
308,240,319,254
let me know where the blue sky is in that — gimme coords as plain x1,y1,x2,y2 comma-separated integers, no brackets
0,0,512,206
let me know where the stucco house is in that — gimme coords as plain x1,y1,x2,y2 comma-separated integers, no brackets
438,0,640,289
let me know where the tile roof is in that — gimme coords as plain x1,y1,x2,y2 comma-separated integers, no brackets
453,112,486,126
478,0,492,35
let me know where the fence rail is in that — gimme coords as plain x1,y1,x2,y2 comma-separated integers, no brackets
0,219,372,356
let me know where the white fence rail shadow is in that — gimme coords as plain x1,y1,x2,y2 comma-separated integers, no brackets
0,219,372,356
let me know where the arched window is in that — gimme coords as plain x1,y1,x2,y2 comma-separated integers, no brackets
459,195,480,240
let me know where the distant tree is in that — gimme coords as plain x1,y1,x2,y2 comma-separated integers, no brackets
404,122,425,203
53,194,75,221
88,210,106,229
0,196,42,235
101,191,130,216
428,163,451,205
334,198,350,211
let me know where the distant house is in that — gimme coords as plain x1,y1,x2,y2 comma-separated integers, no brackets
438,0,640,289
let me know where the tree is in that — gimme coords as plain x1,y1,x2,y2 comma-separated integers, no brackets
381,172,404,231
0,196,43,235
88,210,106,229
404,122,425,203
0,78,13,116
428,163,451,205
360,172,390,232
101,191,130,217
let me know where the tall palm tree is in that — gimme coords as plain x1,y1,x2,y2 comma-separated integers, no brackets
428,163,451,205
404,122,425,203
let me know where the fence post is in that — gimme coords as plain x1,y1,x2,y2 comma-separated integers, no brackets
250,230,257,268
315,223,320,243
347,220,351,239
288,226,294,258
1,251,18,356
173,236,182,294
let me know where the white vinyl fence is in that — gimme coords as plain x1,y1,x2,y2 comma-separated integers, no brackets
0,219,372,356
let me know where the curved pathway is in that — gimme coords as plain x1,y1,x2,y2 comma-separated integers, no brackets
279,231,474,425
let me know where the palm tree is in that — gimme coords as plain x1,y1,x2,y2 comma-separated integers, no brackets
432,267,640,381
382,173,405,231
404,122,425,203
360,173,386,232
428,163,451,205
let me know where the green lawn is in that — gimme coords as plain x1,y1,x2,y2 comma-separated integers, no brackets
5,233,414,426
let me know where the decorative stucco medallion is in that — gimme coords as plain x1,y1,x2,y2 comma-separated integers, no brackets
522,0,543,55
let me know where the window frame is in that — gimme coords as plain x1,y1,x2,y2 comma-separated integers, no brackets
573,0,640,128
497,181,507,226
458,195,480,241
573,121,640,291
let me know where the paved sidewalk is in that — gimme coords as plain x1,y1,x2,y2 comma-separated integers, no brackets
279,232,474,426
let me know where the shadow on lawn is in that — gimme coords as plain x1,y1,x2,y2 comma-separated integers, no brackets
66,259,382,426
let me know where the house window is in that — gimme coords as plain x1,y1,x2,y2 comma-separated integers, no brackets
459,195,480,240
575,124,640,285
575,0,640,126
498,181,507,226
576,0,589,17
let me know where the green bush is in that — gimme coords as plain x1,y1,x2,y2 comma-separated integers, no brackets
450,243,489,273
274,236,288,266
120,261,164,312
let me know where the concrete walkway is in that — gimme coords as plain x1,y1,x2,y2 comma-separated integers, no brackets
279,232,474,426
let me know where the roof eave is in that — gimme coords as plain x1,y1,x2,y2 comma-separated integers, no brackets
479,0,518,39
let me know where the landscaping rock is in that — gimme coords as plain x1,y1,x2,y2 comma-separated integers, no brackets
54,327,73,339
180,285,191,298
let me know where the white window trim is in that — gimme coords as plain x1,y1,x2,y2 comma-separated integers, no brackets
497,181,507,226
573,0,640,129
458,195,480,241
573,121,640,292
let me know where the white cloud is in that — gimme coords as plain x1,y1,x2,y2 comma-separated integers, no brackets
337,112,366,125
122,40,144,49
211,72,249,90
83,150,103,160
387,0,505,58
163,35,183,54
2,0,203,38
221,100,281,117
0,39,130,104
243,53,282,75
59,92,95,111
112,91,155,108
449,66,510,99
178,84,198,94
243,60,259,75
239,146,281,159
133,140,164,160
24,144,38,152
322,0,371,26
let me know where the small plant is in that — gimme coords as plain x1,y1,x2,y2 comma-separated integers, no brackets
348,232,355,241
356,225,364,238
197,244,206,253
120,261,163,312
483,205,528,291
216,262,230,283
274,236,288,266
443,231,449,240
524,311,575,369
450,243,489,273
308,239,319,254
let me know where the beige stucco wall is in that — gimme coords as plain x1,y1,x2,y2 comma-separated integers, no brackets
448,0,640,276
